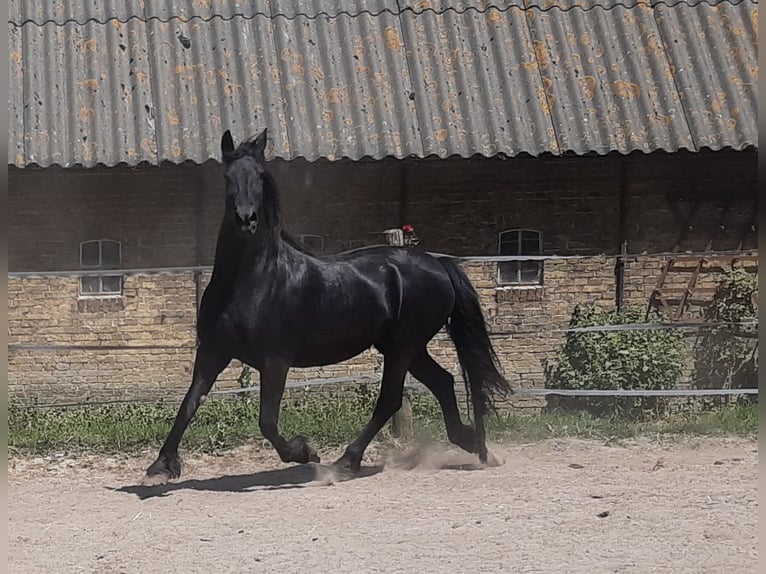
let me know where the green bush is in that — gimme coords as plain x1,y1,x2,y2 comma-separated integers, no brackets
693,266,758,392
544,304,686,417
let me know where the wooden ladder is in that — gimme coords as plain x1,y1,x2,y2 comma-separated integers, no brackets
646,253,758,321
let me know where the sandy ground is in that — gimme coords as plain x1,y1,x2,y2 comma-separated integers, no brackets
8,436,758,574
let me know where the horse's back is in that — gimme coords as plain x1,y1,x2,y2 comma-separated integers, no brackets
325,245,456,334
327,244,445,271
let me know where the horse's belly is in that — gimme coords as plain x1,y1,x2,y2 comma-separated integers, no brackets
291,350,369,369
291,337,375,368
213,311,379,369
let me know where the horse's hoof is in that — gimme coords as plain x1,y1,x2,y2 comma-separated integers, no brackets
141,472,169,487
143,454,182,485
485,450,503,467
332,457,361,477
306,445,321,464
286,436,321,464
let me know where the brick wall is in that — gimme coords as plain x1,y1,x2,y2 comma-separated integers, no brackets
8,274,197,402
5,259,610,405
7,148,758,405
8,254,756,406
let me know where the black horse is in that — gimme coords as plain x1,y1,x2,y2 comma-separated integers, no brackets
142,129,512,486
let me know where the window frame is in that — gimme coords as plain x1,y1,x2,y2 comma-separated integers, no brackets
496,228,544,286
79,239,124,297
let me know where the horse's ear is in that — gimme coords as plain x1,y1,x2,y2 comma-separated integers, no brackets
250,128,268,160
221,130,235,156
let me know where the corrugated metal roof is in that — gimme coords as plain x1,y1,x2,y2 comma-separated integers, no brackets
270,1,401,19
653,0,759,150
145,15,291,164
399,0,527,12
8,0,272,25
271,10,423,160
9,0,146,26
398,6,555,157
8,0,758,167
11,19,157,167
526,2,695,155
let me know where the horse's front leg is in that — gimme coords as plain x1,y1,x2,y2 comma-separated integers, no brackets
259,360,320,464
142,343,230,486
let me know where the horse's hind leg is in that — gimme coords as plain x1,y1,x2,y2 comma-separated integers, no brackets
409,351,480,455
333,350,412,474
142,343,230,486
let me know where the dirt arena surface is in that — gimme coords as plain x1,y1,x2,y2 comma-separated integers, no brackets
8,437,757,574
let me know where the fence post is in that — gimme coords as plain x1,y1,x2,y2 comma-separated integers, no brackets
383,227,414,441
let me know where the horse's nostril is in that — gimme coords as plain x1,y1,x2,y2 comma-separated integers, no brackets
234,211,258,234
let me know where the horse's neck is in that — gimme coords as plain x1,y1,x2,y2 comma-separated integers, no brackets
242,233,283,269
209,218,284,285
208,218,243,280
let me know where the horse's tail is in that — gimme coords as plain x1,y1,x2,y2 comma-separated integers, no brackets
439,257,513,443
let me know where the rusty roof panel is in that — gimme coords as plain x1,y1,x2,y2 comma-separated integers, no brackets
269,1,400,18
653,0,758,151
272,12,423,160
145,15,290,164
525,3,696,155
399,6,554,157
524,0,743,7
522,0,646,8
9,0,144,25
399,0,526,11
9,25,25,167
651,0,748,6
8,0,272,25
17,20,156,167
143,1,271,22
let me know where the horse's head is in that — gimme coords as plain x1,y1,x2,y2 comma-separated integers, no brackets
221,128,268,237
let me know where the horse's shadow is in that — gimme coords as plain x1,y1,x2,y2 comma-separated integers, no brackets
111,463,385,500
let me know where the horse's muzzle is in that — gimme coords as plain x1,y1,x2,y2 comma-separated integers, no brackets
234,212,258,235
239,221,258,235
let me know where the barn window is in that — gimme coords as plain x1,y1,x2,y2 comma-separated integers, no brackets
297,234,325,254
79,239,123,296
497,229,543,285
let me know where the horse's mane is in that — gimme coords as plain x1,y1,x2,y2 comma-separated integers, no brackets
261,168,317,257
281,230,317,256
259,170,282,229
